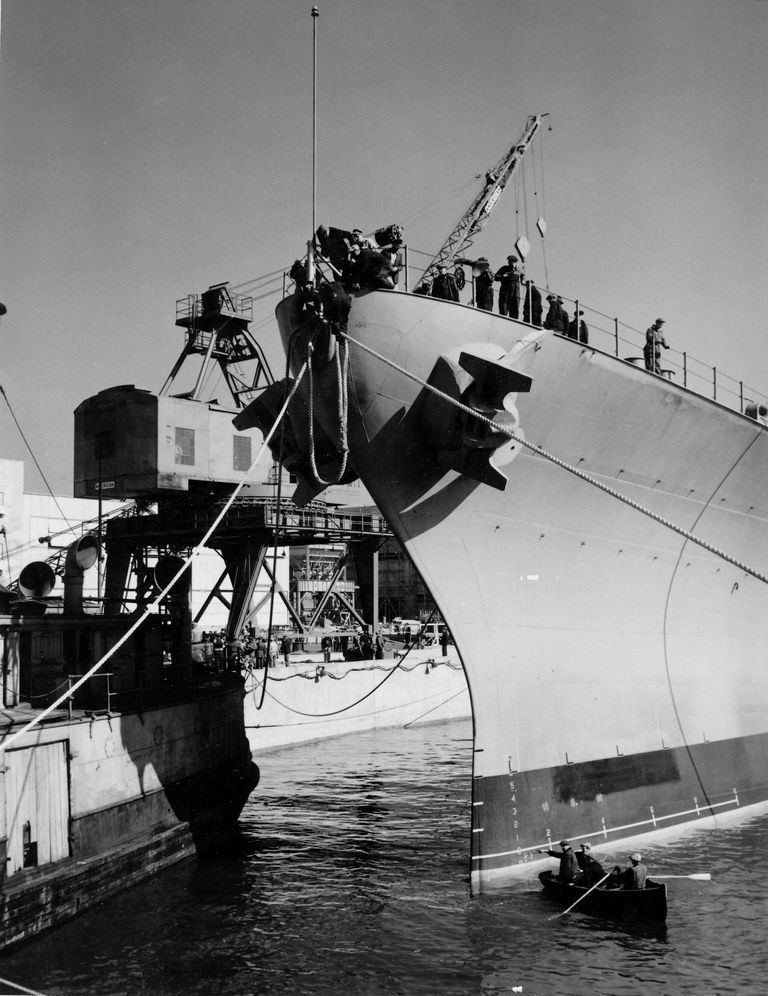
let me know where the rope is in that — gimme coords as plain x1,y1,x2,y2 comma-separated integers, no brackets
338,330,768,587
254,334,296,713
0,361,310,753
306,335,350,486
0,975,48,996
247,614,439,719
243,657,462,690
536,130,550,289
0,384,74,533
403,687,468,729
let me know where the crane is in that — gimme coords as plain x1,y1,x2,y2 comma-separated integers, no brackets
419,113,547,286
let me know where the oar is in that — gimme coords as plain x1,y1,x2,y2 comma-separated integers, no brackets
548,870,613,919
652,873,711,880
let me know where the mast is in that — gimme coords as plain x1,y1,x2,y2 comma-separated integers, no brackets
307,5,320,288
419,113,545,284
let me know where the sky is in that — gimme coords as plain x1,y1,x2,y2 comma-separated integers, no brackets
1,0,768,493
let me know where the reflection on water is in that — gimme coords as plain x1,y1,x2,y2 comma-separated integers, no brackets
2,719,766,995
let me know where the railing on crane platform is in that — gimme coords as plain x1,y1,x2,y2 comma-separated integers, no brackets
225,495,391,537
175,290,254,327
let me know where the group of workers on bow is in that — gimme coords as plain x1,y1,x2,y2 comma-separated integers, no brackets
539,839,648,890
304,230,684,375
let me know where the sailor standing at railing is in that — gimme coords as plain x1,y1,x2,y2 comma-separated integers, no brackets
568,310,589,343
644,318,669,373
472,257,495,311
431,263,460,301
494,254,523,317
544,294,566,332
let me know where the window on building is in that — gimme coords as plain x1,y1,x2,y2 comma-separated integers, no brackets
233,435,251,472
175,427,195,466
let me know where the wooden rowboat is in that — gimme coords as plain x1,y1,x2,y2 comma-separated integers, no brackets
538,870,668,922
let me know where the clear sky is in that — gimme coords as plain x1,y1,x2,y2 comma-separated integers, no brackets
2,0,767,492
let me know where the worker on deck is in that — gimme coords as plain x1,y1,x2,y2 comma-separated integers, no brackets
431,263,460,301
345,247,396,290
568,310,589,343
538,840,579,882
644,318,669,373
380,231,405,288
544,294,566,332
523,279,543,326
472,257,494,311
495,254,523,318
575,842,605,885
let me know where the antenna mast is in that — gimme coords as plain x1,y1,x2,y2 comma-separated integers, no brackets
308,5,319,286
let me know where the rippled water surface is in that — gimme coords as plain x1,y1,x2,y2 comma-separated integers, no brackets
2,719,766,995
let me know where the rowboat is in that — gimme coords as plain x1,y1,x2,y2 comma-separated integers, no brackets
538,871,668,922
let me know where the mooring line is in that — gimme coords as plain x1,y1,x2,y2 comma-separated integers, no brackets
338,329,768,587
0,361,309,752
0,974,48,996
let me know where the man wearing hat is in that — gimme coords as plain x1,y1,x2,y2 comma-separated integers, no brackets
644,318,669,374
575,842,605,885
544,293,566,333
537,839,579,882
431,262,460,301
494,254,523,318
523,277,543,326
568,310,589,344
612,851,648,890
472,257,494,311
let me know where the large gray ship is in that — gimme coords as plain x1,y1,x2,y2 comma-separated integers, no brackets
243,116,768,892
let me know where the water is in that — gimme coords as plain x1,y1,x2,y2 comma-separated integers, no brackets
1,719,765,995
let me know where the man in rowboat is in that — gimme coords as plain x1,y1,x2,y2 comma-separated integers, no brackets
610,852,648,890
538,840,579,882
575,842,605,885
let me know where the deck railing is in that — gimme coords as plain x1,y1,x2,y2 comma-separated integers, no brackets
287,245,768,423
401,246,768,421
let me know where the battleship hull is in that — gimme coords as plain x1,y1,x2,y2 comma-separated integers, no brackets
276,289,768,892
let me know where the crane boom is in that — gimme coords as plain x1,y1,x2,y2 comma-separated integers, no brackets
419,114,545,285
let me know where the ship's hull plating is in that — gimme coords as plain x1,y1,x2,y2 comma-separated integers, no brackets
277,289,768,891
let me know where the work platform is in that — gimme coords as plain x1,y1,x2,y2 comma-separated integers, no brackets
102,494,392,639
105,495,390,547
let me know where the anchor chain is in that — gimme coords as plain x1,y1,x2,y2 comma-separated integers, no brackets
306,332,350,487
